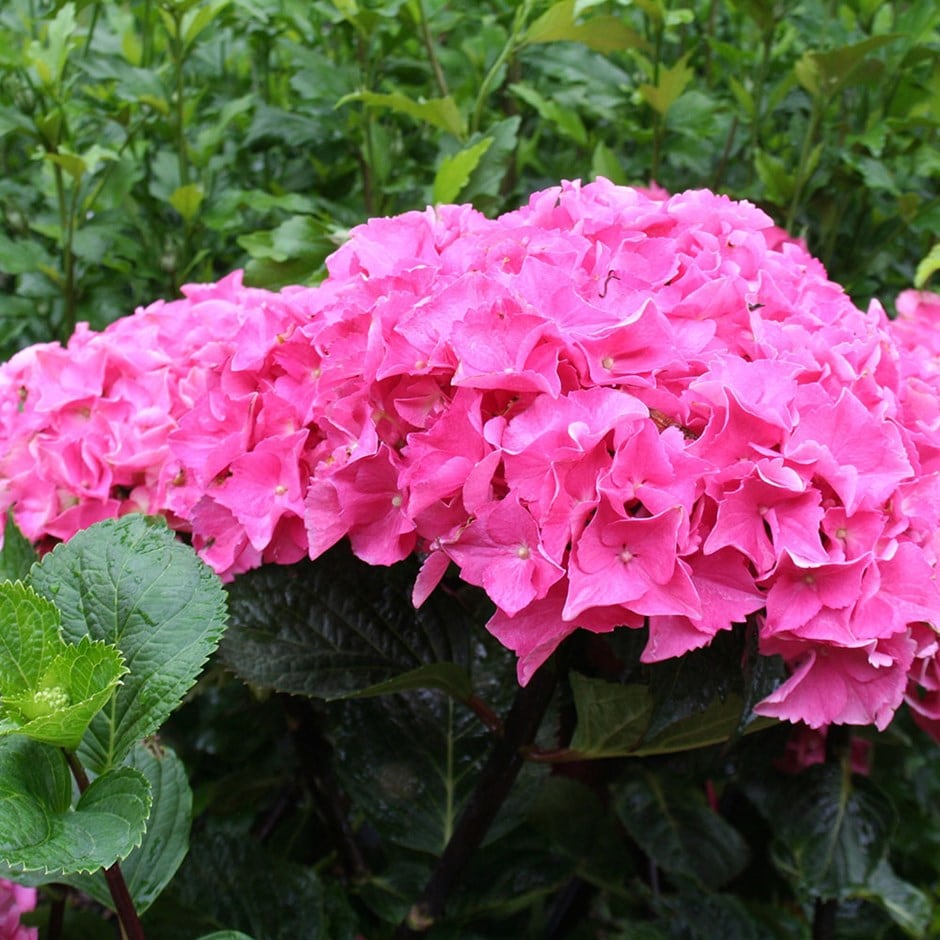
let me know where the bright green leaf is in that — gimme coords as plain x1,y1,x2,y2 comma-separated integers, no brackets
26,2,78,88
591,141,627,185
0,736,150,876
169,183,205,222
0,581,59,693
29,516,228,774
0,235,51,277
914,243,940,287
727,75,755,119
0,584,125,749
754,149,794,204
433,138,493,203
510,83,588,145
523,0,647,54
238,215,331,264
638,53,694,116
43,151,87,183
181,0,233,50
338,91,466,138
795,35,900,99
64,742,193,913
1,635,128,750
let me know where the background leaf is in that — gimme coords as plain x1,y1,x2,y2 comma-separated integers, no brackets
763,763,896,900
145,829,358,940
568,673,651,758
0,514,37,581
614,770,750,891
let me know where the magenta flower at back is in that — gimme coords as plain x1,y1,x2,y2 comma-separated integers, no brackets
0,880,37,940
2,179,939,733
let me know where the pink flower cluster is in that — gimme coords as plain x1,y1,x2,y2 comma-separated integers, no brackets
0,880,37,940
1,178,939,732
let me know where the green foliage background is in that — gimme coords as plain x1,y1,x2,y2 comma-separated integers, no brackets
1,0,938,357
1,2,939,939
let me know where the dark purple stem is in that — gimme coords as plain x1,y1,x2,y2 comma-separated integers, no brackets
64,751,147,940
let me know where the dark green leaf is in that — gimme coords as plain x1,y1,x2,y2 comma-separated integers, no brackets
568,673,652,758
0,514,36,583
163,829,358,940
528,775,632,890
635,694,776,757
221,545,470,700
615,771,750,891
861,857,931,937
655,891,766,940
769,764,895,900
329,690,542,856
643,631,740,741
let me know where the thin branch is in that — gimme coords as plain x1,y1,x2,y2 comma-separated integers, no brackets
63,751,147,940
396,648,563,935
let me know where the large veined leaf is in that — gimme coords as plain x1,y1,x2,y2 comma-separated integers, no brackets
0,736,151,876
164,829,358,940
861,857,931,937
568,673,651,758
0,582,126,749
28,515,228,774
567,672,774,759
329,690,543,857
615,771,750,891
767,763,895,900
222,544,473,701
63,742,193,913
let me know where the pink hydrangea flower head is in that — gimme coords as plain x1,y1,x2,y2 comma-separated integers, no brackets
2,180,939,733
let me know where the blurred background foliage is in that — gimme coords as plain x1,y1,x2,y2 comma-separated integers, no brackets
0,0,937,358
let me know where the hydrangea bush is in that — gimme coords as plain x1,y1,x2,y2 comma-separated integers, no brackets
2,179,939,740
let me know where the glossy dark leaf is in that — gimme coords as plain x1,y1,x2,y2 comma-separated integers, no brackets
222,545,472,700
768,764,895,900
615,770,750,891
328,690,543,857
